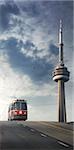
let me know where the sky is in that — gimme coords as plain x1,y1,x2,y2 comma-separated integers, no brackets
0,0,73,121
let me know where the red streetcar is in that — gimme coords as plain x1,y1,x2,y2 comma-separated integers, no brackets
8,99,27,121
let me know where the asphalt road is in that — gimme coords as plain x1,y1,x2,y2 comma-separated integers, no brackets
0,121,73,150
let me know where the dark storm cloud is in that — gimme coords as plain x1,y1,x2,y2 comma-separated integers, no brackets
49,43,59,56
19,1,40,17
0,38,53,84
0,0,73,35
0,0,19,31
18,1,73,31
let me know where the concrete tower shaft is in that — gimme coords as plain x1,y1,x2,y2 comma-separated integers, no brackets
58,80,66,122
52,21,70,122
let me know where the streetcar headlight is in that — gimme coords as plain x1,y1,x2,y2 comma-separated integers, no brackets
19,110,22,114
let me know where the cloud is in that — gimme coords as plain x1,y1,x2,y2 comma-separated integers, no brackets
49,43,59,55
0,0,19,32
0,37,54,84
0,0,73,35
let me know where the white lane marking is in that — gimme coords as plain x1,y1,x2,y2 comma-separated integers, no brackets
30,129,35,132
57,141,69,147
40,133,47,137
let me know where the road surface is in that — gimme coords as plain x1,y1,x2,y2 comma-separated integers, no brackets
0,121,73,150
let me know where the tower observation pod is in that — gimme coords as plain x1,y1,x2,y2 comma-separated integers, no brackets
53,20,70,122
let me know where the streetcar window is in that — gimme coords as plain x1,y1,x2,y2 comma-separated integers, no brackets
11,104,14,110
8,106,10,112
21,103,27,110
15,102,20,110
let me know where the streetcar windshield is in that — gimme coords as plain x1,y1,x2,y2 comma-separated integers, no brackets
14,101,27,110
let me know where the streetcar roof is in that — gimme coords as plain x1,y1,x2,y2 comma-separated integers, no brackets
10,99,27,105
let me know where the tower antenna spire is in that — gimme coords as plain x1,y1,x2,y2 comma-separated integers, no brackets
59,20,64,65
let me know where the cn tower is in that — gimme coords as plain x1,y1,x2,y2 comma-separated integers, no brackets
53,20,70,122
